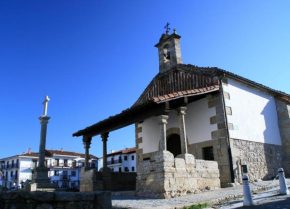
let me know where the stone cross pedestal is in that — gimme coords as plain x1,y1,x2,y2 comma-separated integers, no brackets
32,96,55,189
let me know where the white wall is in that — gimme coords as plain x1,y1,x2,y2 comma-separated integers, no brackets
140,98,217,154
121,153,136,172
224,79,282,145
19,158,33,184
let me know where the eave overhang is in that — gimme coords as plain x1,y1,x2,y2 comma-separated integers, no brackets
72,85,220,137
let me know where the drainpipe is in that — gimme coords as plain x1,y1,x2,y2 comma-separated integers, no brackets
219,73,235,183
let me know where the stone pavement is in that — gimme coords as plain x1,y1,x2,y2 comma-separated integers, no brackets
217,187,290,209
112,179,290,209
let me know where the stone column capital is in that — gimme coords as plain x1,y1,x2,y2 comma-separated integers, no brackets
176,106,187,115
39,116,51,124
101,132,109,141
158,115,169,125
83,136,92,148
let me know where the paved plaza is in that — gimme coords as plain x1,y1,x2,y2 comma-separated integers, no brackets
112,179,290,209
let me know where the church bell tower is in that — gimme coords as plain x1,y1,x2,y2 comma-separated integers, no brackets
155,24,183,73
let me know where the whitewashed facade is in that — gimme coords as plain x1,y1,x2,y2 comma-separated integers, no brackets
0,149,98,189
99,147,136,173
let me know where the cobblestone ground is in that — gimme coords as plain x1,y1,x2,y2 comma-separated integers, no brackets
112,179,290,209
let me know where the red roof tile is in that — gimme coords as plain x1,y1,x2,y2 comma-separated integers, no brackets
150,85,220,103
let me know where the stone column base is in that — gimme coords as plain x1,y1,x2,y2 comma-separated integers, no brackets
33,167,50,184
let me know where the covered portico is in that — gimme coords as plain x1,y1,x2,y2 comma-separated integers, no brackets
73,79,221,195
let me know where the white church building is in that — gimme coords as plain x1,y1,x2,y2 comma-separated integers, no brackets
73,29,290,198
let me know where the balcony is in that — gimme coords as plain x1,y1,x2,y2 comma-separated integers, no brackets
60,175,70,181
52,163,71,168
107,159,122,165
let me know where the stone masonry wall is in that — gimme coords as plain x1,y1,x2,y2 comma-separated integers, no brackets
136,151,220,198
80,168,136,192
203,89,232,187
0,191,111,209
188,138,231,187
275,99,290,177
231,138,283,182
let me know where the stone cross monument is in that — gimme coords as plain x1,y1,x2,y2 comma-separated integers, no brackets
33,95,51,185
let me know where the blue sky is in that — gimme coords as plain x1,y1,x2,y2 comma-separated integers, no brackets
0,0,289,159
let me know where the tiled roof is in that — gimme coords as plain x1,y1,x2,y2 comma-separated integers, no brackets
72,85,219,137
73,64,290,137
19,150,97,159
47,150,97,159
152,85,219,103
103,147,137,158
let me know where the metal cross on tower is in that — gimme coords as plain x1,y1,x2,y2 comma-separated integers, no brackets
164,22,171,34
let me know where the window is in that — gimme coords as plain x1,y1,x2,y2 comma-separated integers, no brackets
203,146,214,161
124,156,128,161
55,159,59,166
132,167,135,172
131,155,134,160
124,167,129,172
71,171,76,176
119,167,122,172
54,170,59,176
111,157,114,164
71,182,75,188
32,160,37,168
64,159,68,167
91,163,95,168
15,171,18,179
111,168,114,172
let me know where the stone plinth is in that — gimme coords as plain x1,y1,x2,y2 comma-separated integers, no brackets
34,167,50,184
136,151,220,198
80,167,136,192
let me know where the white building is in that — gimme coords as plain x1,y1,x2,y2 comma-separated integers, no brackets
0,148,98,189
99,147,136,173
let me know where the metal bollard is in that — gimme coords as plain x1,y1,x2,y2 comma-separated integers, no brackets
243,174,254,206
278,168,289,195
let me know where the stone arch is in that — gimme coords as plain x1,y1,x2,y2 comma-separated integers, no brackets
167,134,181,157
163,43,171,61
158,127,189,155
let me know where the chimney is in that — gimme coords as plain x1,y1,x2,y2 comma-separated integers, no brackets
28,148,31,155
61,148,63,153
111,150,114,153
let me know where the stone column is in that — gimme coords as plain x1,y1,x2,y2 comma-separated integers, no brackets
38,116,50,167
101,132,109,169
177,107,188,154
158,115,169,151
34,117,51,184
83,136,92,169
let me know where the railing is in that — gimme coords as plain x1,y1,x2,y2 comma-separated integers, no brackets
107,159,122,165
52,163,71,167
60,175,70,181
